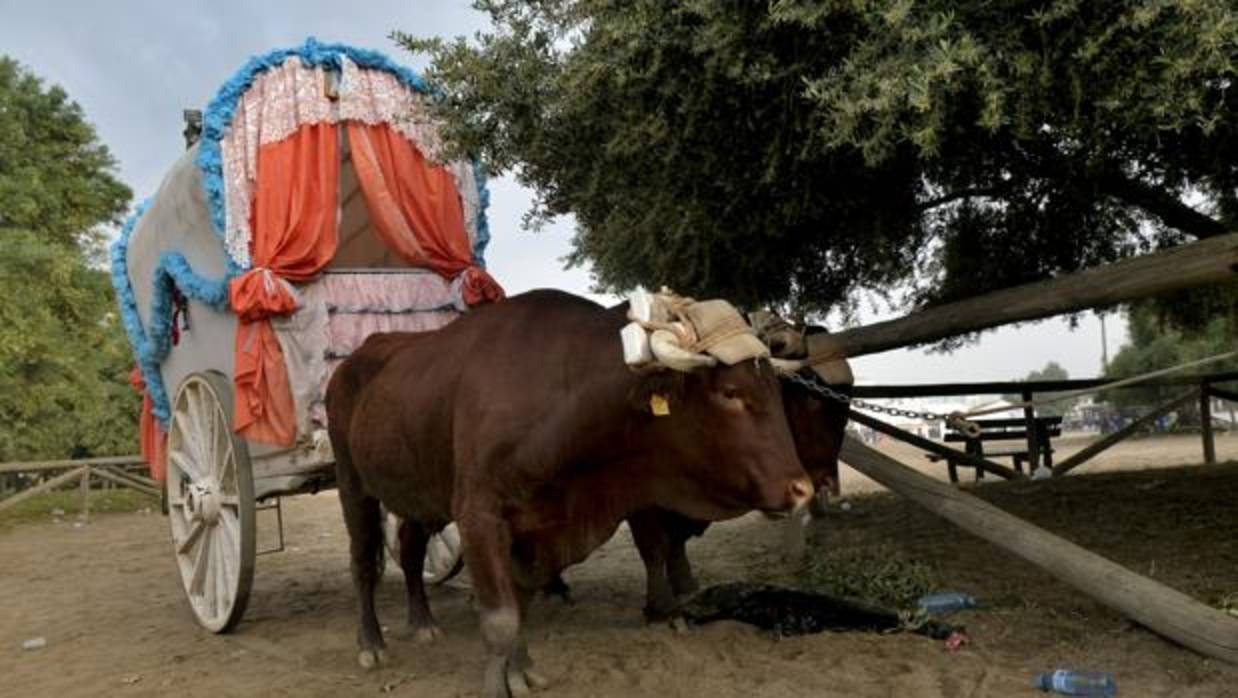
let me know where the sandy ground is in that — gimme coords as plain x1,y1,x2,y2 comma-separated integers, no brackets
2,431,1237,697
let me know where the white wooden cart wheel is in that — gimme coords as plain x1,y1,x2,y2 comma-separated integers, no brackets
166,371,256,633
383,510,465,585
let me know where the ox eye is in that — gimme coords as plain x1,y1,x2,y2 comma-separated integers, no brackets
722,385,742,401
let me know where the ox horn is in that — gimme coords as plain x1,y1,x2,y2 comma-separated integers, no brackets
649,328,717,372
769,358,806,374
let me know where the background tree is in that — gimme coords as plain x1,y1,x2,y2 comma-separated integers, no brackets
1003,360,1078,417
0,232,137,459
0,56,134,460
0,57,131,250
1102,295,1238,417
401,0,1238,323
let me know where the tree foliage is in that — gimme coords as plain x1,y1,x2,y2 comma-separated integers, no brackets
401,0,1238,319
0,57,131,251
0,57,135,460
1103,295,1238,411
0,232,137,460
1004,360,1076,416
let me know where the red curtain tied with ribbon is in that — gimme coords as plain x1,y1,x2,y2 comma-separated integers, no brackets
229,123,339,446
346,122,505,304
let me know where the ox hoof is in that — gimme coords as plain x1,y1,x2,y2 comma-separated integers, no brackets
412,625,444,644
357,648,387,670
507,668,531,697
506,667,548,696
669,616,690,635
523,670,550,690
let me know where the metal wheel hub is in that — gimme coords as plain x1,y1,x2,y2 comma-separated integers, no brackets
185,482,222,525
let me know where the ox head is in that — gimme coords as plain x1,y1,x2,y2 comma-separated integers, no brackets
633,360,814,519
752,317,853,498
627,300,814,519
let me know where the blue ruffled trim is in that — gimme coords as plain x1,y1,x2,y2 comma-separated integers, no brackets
195,36,492,265
110,200,235,425
472,158,492,266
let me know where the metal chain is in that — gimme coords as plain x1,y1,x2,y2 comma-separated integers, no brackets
783,371,981,436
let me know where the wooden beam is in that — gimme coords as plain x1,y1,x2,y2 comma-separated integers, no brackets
839,437,1238,664
1052,390,1196,477
0,466,90,514
830,233,1238,358
847,410,1022,480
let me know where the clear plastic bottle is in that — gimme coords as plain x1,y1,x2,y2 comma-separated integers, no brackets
1034,669,1117,696
915,592,978,615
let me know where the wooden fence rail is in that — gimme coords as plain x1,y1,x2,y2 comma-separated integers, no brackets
0,455,156,518
830,232,1238,358
851,372,1237,482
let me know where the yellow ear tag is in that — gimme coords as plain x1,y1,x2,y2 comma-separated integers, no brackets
650,393,671,416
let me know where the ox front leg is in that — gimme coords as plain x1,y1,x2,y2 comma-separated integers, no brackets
666,533,700,599
627,509,678,623
398,519,444,643
460,513,547,697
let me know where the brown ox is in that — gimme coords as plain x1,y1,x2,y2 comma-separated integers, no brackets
326,290,813,698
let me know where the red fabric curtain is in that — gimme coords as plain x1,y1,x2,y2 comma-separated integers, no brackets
129,367,167,481
346,122,504,305
229,122,340,446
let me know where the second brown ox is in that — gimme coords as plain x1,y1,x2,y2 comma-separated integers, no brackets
326,289,813,698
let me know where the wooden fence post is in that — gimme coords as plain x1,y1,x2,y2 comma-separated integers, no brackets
1021,389,1039,473
79,468,91,522
1201,382,1216,465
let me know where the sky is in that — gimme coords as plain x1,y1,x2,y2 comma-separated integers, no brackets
0,0,1127,385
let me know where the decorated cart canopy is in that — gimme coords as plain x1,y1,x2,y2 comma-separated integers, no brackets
112,38,505,477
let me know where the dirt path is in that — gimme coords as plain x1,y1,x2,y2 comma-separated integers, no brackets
1,499,1006,698
3,435,1237,697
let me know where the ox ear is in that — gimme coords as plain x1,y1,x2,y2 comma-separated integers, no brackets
628,370,686,415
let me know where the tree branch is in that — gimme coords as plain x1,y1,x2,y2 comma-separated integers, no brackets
916,186,1004,212
1096,172,1228,239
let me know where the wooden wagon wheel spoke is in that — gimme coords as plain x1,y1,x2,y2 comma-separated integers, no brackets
182,387,209,468
170,449,205,484
167,372,256,634
177,521,205,556
189,528,212,596
211,529,227,617
217,441,235,491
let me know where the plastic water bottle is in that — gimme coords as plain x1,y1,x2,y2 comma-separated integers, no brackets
1034,669,1117,696
915,592,977,615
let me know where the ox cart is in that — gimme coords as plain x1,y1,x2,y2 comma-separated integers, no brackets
111,39,495,632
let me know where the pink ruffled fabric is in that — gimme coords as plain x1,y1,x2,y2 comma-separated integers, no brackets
297,271,461,426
